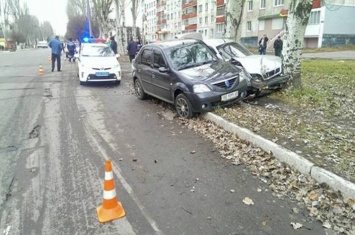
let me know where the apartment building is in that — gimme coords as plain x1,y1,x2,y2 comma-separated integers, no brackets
240,0,355,48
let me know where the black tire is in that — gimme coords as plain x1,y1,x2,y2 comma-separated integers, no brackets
134,78,147,100
175,93,194,119
115,80,121,85
80,81,86,85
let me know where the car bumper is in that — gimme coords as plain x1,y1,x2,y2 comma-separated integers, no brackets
251,74,289,89
186,79,249,112
79,69,121,82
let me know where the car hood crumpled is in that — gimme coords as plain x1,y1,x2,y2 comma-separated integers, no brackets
80,57,120,69
236,55,282,75
178,61,239,83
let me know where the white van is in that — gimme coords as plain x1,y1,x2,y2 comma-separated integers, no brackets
37,41,48,48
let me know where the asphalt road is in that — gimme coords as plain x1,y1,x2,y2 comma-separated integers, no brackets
0,49,332,235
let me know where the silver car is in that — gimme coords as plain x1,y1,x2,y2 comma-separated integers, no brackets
204,39,288,96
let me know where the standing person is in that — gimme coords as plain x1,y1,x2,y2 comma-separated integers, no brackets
258,34,268,55
273,36,283,57
127,37,138,63
109,36,118,54
48,36,63,72
66,38,76,62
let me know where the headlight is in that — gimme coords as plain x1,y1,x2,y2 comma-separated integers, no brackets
193,84,211,93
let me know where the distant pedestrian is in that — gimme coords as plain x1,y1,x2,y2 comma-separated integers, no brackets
48,36,63,72
66,38,76,62
274,36,283,57
127,37,138,62
110,36,118,54
258,34,268,55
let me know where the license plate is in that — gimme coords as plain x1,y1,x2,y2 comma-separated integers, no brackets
95,72,109,77
221,91,239,101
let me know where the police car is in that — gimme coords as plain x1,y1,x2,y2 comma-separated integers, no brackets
76,38,121,85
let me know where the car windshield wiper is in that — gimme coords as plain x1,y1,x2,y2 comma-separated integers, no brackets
177,64,199,70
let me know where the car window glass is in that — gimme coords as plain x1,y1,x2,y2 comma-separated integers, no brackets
153,50,166,68
217,42,252,59
82,45,114,57
141,49,152,66
167,42,216,70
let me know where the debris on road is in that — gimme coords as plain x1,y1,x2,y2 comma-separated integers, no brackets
243,197,254,205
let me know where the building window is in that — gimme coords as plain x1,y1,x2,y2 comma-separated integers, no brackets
247,21,252,31
274,0,284,6
216,23,224,33
309,10,320,24
217,5,225,15
199,17,202,24
199,4,202,12
260,0,265,9
205,16,208,24
205,3,208,11
247,1,253,11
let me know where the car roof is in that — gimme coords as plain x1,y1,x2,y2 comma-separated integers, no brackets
82,43,108,47
147,39,202,49
204,39,235,47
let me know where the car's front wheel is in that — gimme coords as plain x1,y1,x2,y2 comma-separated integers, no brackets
175,93,194,119
134,78,147,100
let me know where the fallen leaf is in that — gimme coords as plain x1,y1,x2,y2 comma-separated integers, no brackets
291,222,303,230
243,197,254,205
322,221,332,229
190,150,196,154
230,189,235,193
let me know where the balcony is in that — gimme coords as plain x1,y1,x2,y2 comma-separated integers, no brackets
156,1,166,7
216,16,225,23
185,24,197,31
312,0,321,8
216,0,224,6
182,0,197,9
182,12,197,20
156,11,164,17
157,19,167,25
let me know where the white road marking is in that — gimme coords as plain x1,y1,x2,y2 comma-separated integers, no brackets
76,89,164,235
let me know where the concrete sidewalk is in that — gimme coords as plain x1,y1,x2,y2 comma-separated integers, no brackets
202,113,355,201
302,50,355,60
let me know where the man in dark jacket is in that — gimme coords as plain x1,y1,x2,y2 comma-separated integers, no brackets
66,38,76,62
273,36,283,57
110,36,118,54
258,34,268,55
48,36,63,71
127,37,138,62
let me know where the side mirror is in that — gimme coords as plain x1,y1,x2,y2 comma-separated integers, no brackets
158,67,169,73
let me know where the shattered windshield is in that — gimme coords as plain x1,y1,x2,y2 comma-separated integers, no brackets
82,45,115,57
167,42,217,70
217,42,253,60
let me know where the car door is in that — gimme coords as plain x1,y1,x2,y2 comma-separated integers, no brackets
151,49,173,102
136,48,154,93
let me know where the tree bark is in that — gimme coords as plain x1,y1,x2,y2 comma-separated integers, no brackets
282,0,313,89
224,0,245,42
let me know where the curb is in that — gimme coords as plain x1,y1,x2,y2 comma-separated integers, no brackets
202,112,355,201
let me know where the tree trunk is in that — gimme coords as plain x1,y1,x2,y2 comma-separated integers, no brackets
224,0,245,42
282,0,313,89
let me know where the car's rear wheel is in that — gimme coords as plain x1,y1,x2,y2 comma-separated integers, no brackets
175,93,193,119
134,78,147,100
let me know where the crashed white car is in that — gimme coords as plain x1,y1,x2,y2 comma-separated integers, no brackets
76,43,121,85
204,39,288,95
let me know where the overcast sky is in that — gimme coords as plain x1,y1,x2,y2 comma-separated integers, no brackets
24,0,68,36
23,0,137,37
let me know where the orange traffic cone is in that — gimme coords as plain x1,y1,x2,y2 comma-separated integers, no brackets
97,160,126,223
38,65,44,76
